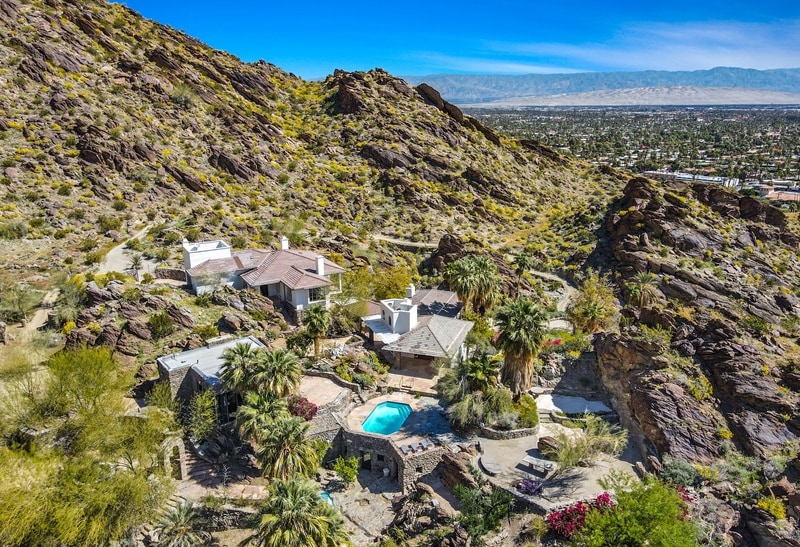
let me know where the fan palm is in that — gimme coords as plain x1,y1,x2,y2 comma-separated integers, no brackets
220,342,261,394
495,297,547,395
626,271,660,309
255,416,325,480
302,305,331,360
445,255,501,314
512,252,535,295
236,392,289,442
153,501,214,547
243,477,351,547
251,348,303,398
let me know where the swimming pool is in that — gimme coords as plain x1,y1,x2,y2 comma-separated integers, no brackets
362,401,412,435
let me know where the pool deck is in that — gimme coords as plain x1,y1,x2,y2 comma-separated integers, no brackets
344,393,452,456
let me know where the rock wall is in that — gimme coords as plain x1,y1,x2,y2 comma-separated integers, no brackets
154,267,186,281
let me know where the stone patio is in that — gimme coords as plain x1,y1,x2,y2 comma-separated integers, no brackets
299,375,349,408
475,422,639,511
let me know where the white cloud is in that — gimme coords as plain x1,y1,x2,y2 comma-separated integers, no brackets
492,19,800,71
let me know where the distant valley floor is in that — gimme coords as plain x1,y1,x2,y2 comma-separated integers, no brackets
459,86,800,107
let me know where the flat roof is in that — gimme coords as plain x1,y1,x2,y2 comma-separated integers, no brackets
157,335,265,389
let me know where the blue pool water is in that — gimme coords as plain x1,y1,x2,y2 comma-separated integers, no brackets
320,491,334,506
362,402,412,435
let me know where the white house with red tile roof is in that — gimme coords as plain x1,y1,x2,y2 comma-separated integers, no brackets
183,236,345,312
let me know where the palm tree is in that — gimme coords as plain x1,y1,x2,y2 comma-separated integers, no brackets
445,257,479,310
494,297,547,396
220,342,260,394
464,352,502,394
129,253,143,272
626,271,660,309
302,305,331,361
470,255,501,314
255,416,326,480
445,255,501,314
512,252,534,295
236,392,290,442
251,348,303,398
243,477,351,547
153,501,214,547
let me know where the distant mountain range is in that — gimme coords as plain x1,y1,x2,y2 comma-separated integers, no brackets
405,67,800,105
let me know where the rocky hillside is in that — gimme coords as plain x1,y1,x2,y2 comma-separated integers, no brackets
594,177,800,463
0,0,619,280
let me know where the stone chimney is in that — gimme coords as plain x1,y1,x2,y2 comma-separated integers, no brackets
406,284,416,299
280,235,289,250
316,255,325,276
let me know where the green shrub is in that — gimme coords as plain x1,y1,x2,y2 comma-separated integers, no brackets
550,415,628,470
574,472,699,547
145,381,180,416
187,389,217,443
147,311,174,340
659,456,698,487
0,220,28,240
192,324,219,340
333,456,359,486
515,393,539,428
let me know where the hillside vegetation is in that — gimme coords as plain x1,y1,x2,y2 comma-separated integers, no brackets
0,0,620,281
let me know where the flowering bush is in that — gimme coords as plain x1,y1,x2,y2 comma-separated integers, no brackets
287,395,318,421
546,492,614,538
517,478,543,496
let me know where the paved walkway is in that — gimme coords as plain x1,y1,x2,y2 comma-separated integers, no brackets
536,394,612,415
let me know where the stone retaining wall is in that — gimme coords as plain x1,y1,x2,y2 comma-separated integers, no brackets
479,423,540,440
305,369,363,397
154,267,186,281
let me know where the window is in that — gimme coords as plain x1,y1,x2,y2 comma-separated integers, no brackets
377,454,385,462
416,466,423,473
309,286,325,302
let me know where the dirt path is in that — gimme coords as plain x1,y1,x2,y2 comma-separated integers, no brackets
529,269,578,313
97,225,155,274
372,234,439,249
17,288,59,343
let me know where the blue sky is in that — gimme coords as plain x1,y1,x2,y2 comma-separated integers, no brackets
118,1,800,79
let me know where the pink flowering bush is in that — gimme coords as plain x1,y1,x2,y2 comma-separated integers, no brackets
287,395,318,421
546,492,615,538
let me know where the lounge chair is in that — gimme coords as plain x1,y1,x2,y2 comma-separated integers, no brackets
419,439,431,450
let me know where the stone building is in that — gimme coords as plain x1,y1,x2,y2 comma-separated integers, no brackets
156,335,265,420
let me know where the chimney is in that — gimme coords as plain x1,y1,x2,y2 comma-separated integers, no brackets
316,255,325,276
406,283,416,299
280,235,289,250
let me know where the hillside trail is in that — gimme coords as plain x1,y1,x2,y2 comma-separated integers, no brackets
18,288,59,343
370,234,577,329
371,234,438,249
527,270,578,313
97,224,153,274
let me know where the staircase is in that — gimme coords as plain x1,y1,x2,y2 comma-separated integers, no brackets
184,446,223,488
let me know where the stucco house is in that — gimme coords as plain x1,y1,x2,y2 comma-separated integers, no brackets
183,236,345,314
361,285,473,372
156,335,265,421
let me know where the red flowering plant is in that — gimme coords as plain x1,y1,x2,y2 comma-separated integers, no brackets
546,492,615,538
287,395,318,421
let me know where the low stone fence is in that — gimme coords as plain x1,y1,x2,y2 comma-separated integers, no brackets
479,423,540,440
305,369,362,396
154,267,186,281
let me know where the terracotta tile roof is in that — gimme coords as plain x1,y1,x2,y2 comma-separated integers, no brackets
383,315,474,359
238,249,345,288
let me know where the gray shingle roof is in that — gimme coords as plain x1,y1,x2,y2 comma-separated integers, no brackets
383,315,473,359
